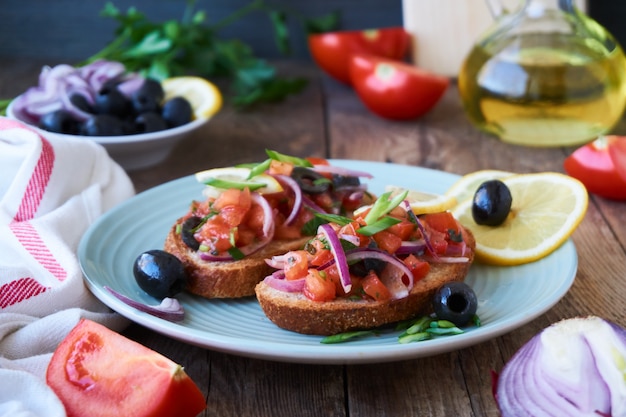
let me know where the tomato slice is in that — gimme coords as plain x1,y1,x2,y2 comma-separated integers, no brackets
349,53,449,120
308,27,410,84
46,319,206,417
564,136,626,200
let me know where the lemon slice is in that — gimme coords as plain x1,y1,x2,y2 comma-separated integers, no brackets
162,76,222,120
446,169,515,207
195,167,283,198
451,172,588,266
385,185,457,215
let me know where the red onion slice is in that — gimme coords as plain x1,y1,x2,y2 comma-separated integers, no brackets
263,273,306,293
338,233,360,247
345,248,414,297
302,195,328,213
273,174,303,225
265,254,288,269
402,200,438,258
252,192,275,238
105,286,185,322
395,239,427,255
312,164,373,178
318,223,352,293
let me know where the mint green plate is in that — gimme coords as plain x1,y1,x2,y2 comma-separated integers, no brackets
78,160,577,364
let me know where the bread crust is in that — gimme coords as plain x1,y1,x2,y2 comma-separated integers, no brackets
164,220,310,299
255,228,475,335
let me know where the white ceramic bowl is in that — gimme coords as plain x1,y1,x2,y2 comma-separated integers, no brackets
6,98,211,171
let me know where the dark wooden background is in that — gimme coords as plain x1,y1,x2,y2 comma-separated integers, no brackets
0,0,624,63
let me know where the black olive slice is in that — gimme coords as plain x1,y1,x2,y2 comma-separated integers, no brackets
181,216,203,251
291,166,330,194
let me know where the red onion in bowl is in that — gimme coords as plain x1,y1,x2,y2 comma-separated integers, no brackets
495,316,626,417
11,60,141,124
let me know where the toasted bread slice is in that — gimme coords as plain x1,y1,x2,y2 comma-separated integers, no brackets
255,228,475,335
164,222,310,299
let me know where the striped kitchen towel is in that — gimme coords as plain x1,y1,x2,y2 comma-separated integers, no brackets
0,117,134,415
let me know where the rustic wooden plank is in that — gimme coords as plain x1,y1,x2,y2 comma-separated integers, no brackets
347,354,476,416
206,353,346,417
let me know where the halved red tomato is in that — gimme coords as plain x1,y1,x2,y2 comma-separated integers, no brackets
308,27,410,84
564,136,626,201
46,319,206,417
349,54,449,120
608,136,626,183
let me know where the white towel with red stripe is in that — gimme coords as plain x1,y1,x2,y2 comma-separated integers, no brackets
0,117,135,416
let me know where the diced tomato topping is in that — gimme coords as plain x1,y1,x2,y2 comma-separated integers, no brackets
269,160,294,176
421,212,461,236
306,157,329,166
311,192,336,211
236,226,257,247
212,188,252,227
387,219,415,241
362,270,392,301
244,203,266,231
213,188,251,211
304,269,336,302
283,250,310,280
373,230,403,254
322,264,346,296
403,254,430,281
310,248,334,267
196,217,234,253
270,211,299,240
341,192,365,212
428,229,449,255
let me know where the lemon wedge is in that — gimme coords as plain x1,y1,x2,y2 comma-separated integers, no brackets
445,169,515,207
385,185,457,215
451,172,588,266
162,76,222,120
195,167,283,199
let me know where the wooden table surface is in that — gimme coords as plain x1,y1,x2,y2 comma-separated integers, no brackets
3,59,626,416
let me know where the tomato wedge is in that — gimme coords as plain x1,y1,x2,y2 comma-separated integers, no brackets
349,54,449,120
308,27,410,84
564,136,626,200
46,319,206,417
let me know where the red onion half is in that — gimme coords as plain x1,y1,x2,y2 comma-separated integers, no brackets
495,316,626,417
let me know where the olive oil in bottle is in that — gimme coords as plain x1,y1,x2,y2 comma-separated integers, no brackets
459,11,626,147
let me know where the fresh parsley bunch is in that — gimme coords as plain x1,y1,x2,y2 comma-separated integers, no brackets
85,0,339,108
